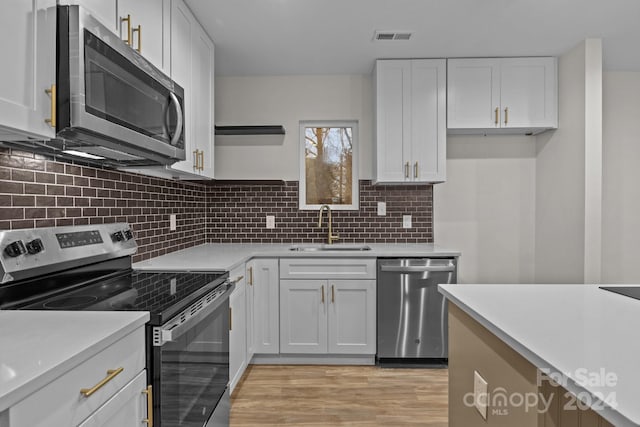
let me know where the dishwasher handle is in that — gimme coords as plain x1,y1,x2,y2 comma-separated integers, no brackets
379,265,455,273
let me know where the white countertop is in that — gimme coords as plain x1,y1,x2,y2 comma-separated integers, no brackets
0,311,149,412
438,283,640,427
133,242,461,272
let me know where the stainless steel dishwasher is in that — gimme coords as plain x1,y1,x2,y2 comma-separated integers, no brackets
377,258,457,366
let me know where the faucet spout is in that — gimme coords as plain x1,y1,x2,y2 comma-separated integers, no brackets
317,205,339,244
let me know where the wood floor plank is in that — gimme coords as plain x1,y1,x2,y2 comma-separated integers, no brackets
230,365,448,426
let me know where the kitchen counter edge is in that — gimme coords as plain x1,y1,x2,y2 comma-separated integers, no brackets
133,243,462,272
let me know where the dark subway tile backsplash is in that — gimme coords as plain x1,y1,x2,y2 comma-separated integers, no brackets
1,148,433,262
0,149,208,263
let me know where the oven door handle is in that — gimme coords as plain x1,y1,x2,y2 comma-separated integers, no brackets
154,279,236,346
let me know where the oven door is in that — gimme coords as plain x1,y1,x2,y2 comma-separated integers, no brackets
153,282,233,427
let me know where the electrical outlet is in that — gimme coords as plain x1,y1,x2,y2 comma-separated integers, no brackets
169,214,177,231
474,370,488,420
377,202,387,216
266,215,275,229
402,215,412,228
170,278,177,295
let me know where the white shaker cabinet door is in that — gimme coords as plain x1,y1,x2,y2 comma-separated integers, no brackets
410,59,446,183
168,0,195,174
117,0,170,73
327,280,376,354
229,278,247,394
280,280,328,354
251,259,280,354
190,23,215,178
374,60,410,182
447,58,501,129
500,57,558,129
245,262,255,361
0,0,56,141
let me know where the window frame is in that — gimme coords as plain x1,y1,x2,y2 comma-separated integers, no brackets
298,120,359,211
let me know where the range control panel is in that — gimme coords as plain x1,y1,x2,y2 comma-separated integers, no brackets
0,223,137,284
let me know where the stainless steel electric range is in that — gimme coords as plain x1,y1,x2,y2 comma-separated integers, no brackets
0,223,234,427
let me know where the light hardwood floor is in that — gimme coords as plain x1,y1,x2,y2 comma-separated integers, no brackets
230,365,448,426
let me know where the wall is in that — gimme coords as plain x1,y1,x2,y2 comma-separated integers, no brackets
0,147,433,259
207,180,432,243
601,71,640,283
0,148,208,262
212,73,433,244
433,136,536,284
214,75,373,180
533,40,603,284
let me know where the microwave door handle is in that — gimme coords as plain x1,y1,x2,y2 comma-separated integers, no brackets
167,92,183,146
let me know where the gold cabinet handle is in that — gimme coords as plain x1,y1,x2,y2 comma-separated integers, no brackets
198,150,205,171
404,162,410,179
248,266,253,285
121,15,132,46
193,150,199,170
142,385,153,427
229,307,232,331
44,84,56,127
132,24,141,53
494,107,499,125
504,107,509,125
414,162,418,179
80,367,124,397
331,285,335,303
321,285,325,304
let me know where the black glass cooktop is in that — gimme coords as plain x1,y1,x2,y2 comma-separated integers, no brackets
0,258,228,325
600,286,640,301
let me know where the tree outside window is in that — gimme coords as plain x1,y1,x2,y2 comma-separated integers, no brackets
299,121,358,210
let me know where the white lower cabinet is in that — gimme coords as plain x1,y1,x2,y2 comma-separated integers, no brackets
248,259,280,355
328,280,376,354
280,279,376,354
7,326,148,427
279,258,376,355
280,280,328,354
229,265,247,394
77,371,148,427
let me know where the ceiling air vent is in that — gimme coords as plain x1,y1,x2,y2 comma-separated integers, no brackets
373,30,412,41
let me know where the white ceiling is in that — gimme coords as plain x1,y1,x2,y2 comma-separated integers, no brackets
185,0,640,76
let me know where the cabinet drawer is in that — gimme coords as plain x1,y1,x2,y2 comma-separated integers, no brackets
280,258,376,280
9,327,145,427
77,370,148,427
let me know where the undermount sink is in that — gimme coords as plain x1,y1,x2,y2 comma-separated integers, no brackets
289,245,372,252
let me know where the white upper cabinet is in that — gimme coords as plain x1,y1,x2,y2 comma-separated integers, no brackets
165,0,215,179
117,0,170,73
447,57,558,133
124,0,215,180
373,59,446,184
0,0,57,141
63,0,169,72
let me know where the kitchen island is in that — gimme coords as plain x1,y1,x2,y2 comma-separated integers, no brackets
439,283,640,427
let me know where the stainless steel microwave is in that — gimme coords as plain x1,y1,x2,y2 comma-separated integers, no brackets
53,5,185,166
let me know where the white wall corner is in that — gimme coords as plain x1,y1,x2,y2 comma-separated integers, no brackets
584,38,603,284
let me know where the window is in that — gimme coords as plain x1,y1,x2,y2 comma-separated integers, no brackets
299,121,358,210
